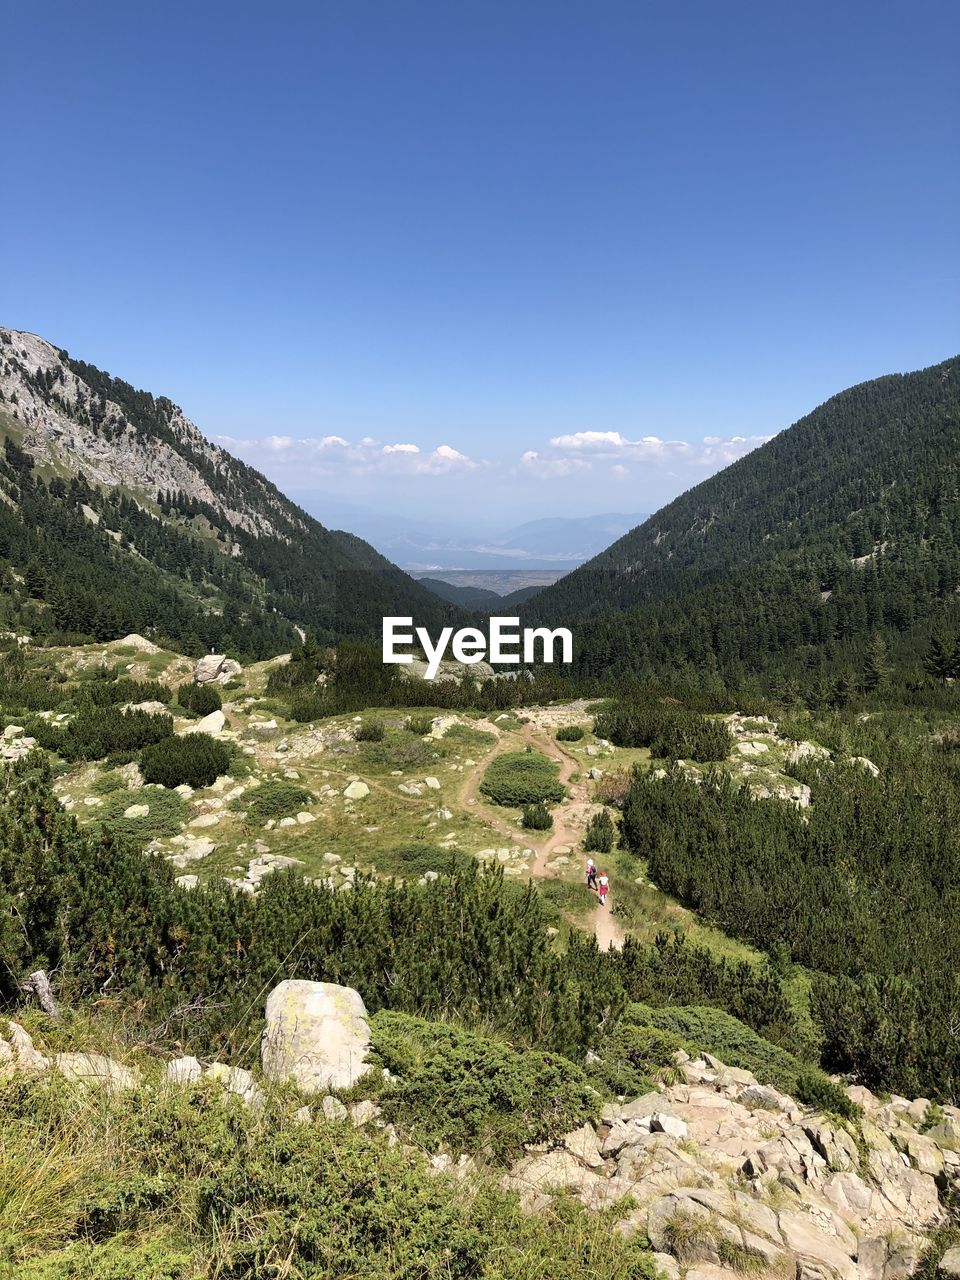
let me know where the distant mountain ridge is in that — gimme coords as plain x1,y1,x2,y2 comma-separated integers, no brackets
524,356,960,681
311,505,649,571
0,328,458,655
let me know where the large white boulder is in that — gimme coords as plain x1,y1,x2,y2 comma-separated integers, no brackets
261,980,371,1092
194,654,243,685
183,710,226,736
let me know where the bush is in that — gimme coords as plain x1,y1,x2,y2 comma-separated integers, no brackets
407,714,435,736
480,751,565,807
556,725,585,741
369,1011,598,1160
139,735,232,789
354,718,384,742
77,677,172,708
585,1019,685,1098
96,787,188,844
522,802,553,830
176,683,222,715
594,700,733,762
288,691,327,722
584,809,614,853
238,779,314,823
0,1069,658,1279
30,708,173,762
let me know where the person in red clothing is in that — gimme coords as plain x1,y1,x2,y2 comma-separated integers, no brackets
597,870,610,906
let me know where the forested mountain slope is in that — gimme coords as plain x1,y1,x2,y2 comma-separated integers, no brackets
524,357,960,682
0,328,457,656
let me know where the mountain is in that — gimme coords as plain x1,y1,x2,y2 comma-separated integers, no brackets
416,576,546,611
493,513,649,560
523,356,960,682
0,328,458,656
303,502,649,571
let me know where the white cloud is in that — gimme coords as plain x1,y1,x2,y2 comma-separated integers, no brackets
382,442,420,454
549,430,628,450
530,428,773,476
415,444,477,474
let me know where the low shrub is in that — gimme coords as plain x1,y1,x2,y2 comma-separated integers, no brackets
176,683,222,715
594,701,733,762
139,734,232,789
354,718,385,742
78,677,172,708
480,751,565,807
407,714,435,736
30,708,173,762
376,842,475,879
585,1019,685,1098
238,779,314,823
96,787,188,844
522,801,553,830
584,809,614,853
369,1010,597,1160
0,1069,658,1279
288,691,327,722
556,725,585,742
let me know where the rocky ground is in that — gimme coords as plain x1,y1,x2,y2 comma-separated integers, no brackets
3,981,957,1280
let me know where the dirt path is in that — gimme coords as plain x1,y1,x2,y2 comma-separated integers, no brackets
456,718,625,951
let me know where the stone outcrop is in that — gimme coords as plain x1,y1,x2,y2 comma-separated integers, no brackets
194,655,243,686
504,1051,958,1280
261,980,371,1092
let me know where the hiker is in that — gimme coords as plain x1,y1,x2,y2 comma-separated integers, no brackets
585,857,598,890
597,871,609,906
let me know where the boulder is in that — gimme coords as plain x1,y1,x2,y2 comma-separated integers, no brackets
54,1052,138,1092
651,1112,688,1140
123,803,150,819
261,980,371,1092
938,1247,960,1280
165,1055,202,1084
2,1021,48,1073
343,781,369,800
194,654,243,685
183,710,226,736
322,1095,349,1121
562,1122,606,1169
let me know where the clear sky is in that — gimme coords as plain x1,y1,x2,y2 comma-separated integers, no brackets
4,0,958,525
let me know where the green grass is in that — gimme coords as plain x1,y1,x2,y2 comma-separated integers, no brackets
538,877,597,924
0,1057,659,1280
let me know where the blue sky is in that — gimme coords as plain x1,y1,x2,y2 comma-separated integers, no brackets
4,0,957,525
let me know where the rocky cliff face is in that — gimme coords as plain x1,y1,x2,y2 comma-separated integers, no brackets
0,327,459,648
0,328,283,537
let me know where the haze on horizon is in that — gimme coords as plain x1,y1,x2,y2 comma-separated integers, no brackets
3,0,957,525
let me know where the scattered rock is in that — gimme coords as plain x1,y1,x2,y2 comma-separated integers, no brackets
322,1095,349,1121
122,803,150,819
343,781,369,800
